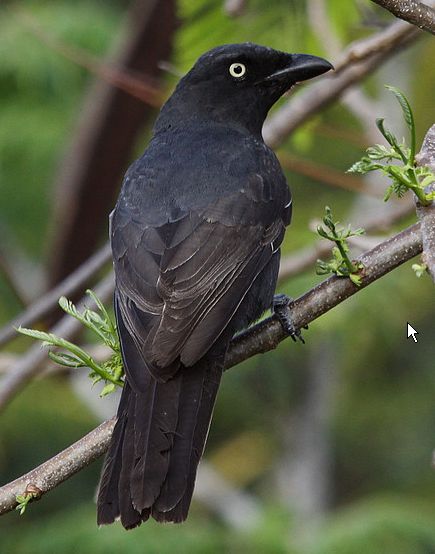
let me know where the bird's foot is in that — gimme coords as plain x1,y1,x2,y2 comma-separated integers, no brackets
272,294,305,344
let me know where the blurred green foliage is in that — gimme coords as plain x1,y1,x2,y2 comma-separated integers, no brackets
0,1,118,259
1,1,435,553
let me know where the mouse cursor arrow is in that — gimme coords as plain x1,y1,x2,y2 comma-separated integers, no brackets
407,323,418,343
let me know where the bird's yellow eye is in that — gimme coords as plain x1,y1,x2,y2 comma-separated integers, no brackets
229,62,246,78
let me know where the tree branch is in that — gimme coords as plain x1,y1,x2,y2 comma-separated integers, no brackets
415,125,435,281
0,222,422,516
0,418,116,516
0,243,111,348
0,248,28,309
10,7,162,106
307,0,381,145
371,0,435,35
226,222,421,367
263,17,424,147
277,152,378,196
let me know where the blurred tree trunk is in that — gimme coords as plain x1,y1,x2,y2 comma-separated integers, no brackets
275,339,336,535
48,0,177,285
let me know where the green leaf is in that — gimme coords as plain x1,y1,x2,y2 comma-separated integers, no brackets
48,351,86,368
385,85,416,162
420,174,435,189
15,490,40,516
366,144,401,162
86,289,117,336
376,118,393,145
100,382,116,397
15,497,29,516
58,294,120,353
315,207,365,285
316,259,330,275
412,263,427,278
16,326,57,343
347,159,369,174
349,273,362,286
317,225,331,240
385,85,414,135
349,84,434,205
17,291,124,396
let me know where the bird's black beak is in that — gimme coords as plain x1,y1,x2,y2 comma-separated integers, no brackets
262,54,333,85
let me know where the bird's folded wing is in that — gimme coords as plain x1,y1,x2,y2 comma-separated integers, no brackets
112,186,289,384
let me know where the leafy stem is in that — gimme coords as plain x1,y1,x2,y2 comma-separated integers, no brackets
15,484,42,515
412,262,427,278
335,235,356,275
316,206,365,286
348,86,435,207
16,290,124,396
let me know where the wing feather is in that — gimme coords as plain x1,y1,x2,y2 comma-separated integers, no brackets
111,180,288,384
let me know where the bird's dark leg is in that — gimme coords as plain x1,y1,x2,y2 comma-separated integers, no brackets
272,294,305,344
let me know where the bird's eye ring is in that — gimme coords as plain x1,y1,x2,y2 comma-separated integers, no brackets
229,62,246,78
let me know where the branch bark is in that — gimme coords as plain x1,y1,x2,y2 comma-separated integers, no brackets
415,125,435,281
0,418,116,516
0,222,422,516
371,0,435,35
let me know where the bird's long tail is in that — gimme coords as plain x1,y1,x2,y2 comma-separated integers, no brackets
97,356,223,528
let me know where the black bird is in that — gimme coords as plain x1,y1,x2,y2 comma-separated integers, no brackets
97,43,332,528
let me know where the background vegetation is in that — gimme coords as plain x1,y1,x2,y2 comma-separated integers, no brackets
0,1,434,552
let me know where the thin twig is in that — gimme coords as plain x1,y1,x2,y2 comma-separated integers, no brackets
0,243,112,348
10,7,163,107
307,0,341,58
315,122,368,149
0,273,115,413
0,222,423,516
0,223,44,307
0,249,28,309
277,152,377,196
415,125,435,281
0,418,116,516
224,0,247,16
371,0,435,35
307,0,381,145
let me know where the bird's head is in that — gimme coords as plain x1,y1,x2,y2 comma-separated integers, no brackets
156,43,333,136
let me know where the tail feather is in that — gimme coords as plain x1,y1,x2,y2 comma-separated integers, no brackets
176,363,222,522
131,375,181,511
118,390,143,528
97,354,223,528
181,362,223,515
152,360,222,521
96,385,130,525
